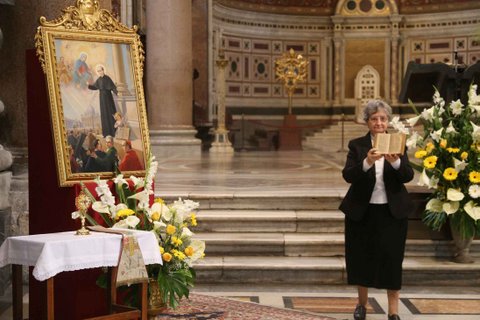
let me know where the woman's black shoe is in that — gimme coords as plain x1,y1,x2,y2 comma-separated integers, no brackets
388,314,401,320
353,304,367,320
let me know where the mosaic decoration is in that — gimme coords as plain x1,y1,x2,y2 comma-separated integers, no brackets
222,36,322,99
283,296,385,315
401,298,480,315
409,36,480,65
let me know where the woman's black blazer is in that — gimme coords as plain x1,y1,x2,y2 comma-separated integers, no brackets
339,133,415,221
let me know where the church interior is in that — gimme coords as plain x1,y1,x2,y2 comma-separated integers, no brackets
0,0,480,319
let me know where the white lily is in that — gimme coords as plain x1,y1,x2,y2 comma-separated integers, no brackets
449,99,464,116
446,188,464,201
92,201,110,214
430,127,443,142
421,106,435,121
464,201,480,221
125,215,140,228
129,175,145,188
470,121,480,142
443,201,459,215
406,131,422,149
185,239,205,266
446,121,457,134
406,115,421,127
181,227,194,238
453,158,467,172
152,221,165,231
417,169,431,188
426,198,443,213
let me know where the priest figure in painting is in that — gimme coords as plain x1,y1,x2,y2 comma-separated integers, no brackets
88,65,118,138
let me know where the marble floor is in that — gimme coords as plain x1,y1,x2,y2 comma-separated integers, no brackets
1,150,478,319
155,150,352,197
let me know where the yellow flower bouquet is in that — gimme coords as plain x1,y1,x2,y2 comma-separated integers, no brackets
391,85,480,241
71,154,206,308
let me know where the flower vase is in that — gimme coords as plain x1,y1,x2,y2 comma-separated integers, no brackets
450,224,475,264
148,279,167,313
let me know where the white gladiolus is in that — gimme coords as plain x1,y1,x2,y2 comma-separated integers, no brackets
446,188,464,201
113,174,128,186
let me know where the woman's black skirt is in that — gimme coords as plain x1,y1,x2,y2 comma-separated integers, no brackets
345,204,408,290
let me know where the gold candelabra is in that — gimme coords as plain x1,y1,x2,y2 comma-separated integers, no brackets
275,48,308,115
75,191,91,235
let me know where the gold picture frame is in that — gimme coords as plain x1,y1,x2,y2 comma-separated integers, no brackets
35,0,150,187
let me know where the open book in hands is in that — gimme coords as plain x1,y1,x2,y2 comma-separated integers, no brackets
373,133,406,155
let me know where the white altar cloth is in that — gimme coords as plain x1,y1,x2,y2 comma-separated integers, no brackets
0,229,162,281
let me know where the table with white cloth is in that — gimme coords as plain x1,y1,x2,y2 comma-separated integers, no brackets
0,229,162,320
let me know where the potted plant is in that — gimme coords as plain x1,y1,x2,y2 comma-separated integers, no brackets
72,154,206,308
391,85,480,263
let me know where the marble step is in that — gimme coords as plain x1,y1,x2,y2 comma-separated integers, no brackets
195,232,480,258
195,256,480,287
163,195,344,210
195,210,344,233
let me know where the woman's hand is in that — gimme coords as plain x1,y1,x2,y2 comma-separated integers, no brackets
384,153,400,163
366,148,383,166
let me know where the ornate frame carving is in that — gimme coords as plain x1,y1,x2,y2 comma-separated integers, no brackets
35,0,149,187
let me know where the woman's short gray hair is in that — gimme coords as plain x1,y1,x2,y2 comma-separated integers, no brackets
363,99,393,122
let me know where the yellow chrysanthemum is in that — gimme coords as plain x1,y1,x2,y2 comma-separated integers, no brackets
469,171,480,184
426,142,435,153
160,246,165,254
116,208,135,220
461,151,469,160
166,224,176,235
414,150,427,159
171,236,183,247
172,250,186,261
440,139,447,148
423,156,438,169
190,213,197,227
184,246,194,257
443,167,458,181
154,198,165,204
162,252,173,262
446,147,460,153
151,211,160,221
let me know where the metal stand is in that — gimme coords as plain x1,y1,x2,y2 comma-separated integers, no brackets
337,113,347,152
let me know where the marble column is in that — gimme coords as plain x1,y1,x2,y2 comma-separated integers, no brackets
333,38,343,105
146,0,201,158
390,15,402,104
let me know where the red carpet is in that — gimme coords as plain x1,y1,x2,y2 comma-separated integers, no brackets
150,293,335,319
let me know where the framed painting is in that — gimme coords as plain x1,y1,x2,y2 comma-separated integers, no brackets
35,0,150,186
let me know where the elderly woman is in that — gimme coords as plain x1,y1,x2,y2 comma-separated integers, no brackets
339,100,414,320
